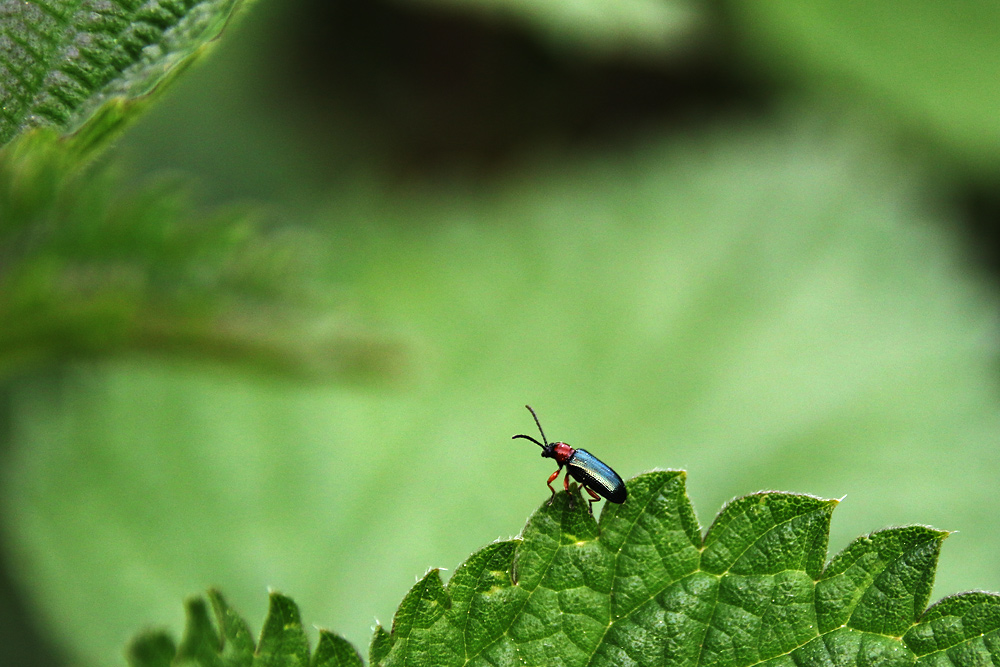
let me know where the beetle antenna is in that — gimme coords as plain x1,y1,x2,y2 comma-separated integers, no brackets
523,405,549,446
512,433,545,448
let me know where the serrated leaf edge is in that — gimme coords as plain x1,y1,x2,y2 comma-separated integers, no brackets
127,471,1000,667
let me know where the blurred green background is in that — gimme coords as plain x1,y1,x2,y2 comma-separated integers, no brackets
3,0,1000,665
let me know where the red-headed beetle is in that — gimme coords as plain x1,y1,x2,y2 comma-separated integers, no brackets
513,405,627,514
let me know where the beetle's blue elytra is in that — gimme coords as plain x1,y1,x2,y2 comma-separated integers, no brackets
512,405,627,514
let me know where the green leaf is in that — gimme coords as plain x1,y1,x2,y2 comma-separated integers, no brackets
0,129,400,381
127,589,361,667
818,526,944,636
133,470,1000,667
905,592,1000,666
368,471,966,666
728,1,1000,174
0,0,253,152
208,590,255,666
175,597,224,667
256,592,310,667
312,631,364,667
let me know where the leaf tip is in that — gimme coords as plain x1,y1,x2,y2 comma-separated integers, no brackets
314,628,365,667
264,588,302,620
369,623,391,665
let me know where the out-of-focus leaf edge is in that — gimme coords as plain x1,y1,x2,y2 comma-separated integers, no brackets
65,0,253,162
0,125,406,386
3,0,256,162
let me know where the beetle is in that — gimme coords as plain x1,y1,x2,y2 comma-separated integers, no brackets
512,405,627,514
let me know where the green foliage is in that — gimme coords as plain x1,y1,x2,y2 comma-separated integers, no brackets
0,0,400,383
0,129,399,381
128,591,362,667
728,1,1000,174
0,0,252,152
129,471,1000,667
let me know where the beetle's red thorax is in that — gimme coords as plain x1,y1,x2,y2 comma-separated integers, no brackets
551,442,575,464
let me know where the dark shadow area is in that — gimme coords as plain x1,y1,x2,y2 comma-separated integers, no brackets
270,0,775,176
0,381,68,667
959,184,1000,281
0,541,66,667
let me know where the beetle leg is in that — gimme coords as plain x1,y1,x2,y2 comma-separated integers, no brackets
546,469,560,504
585,486,601,515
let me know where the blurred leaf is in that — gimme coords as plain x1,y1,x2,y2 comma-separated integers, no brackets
174,597,223,666
133,473,1000,667
727,1,1000,174
208,589,255,666
127,631,177,667
403,0,701,57
128,590,361,667
0,129,400,382
0,0,254,153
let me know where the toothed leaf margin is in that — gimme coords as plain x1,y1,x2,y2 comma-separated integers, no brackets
129,471,1000,667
